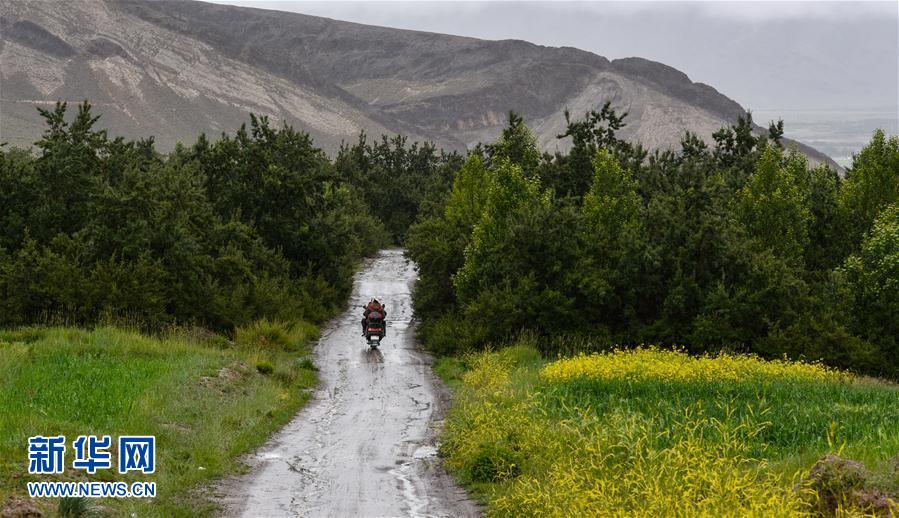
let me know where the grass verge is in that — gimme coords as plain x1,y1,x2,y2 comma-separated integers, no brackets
440,340,899,516
0,322,319,516
433,356,467,391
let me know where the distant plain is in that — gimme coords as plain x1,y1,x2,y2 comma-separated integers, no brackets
756,107,899,167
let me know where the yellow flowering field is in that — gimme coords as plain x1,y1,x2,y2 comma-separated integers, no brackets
541,347,843,385
439,344,899,517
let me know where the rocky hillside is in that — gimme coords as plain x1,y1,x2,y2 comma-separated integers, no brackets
0,0,836,166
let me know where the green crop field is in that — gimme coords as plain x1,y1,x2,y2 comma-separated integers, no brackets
0,323,318,516
438,342,899,516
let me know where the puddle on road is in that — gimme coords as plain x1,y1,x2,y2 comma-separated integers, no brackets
413,445,438,459
390,445,441,518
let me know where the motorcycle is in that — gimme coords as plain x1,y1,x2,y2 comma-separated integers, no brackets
363,309,386,348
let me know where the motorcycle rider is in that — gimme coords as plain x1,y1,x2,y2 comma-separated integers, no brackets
362,298,387,336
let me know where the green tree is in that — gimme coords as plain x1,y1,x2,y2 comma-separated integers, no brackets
550,102,630,198
838,130,899,252
0,102,384,330
804,165,843,270
454,159,547,303
486,112,541,176
406,155,492,313
190,115,332,275
450,159,585,342
735,147,811,263
575,149,644,330
406,155,494,350
840,203,899,376
334,133,461,243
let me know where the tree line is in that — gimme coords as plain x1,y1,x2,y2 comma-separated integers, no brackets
406,107,899,378
0,102,455,331
2,101,896,377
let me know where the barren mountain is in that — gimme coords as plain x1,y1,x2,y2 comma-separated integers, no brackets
0,0,836,166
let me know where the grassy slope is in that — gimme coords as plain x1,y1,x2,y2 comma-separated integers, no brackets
0,324,318,516
438,343,899,516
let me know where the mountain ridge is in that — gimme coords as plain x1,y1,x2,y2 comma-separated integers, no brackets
0,0,837,168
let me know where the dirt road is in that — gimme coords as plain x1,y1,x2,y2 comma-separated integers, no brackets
219,249,477,517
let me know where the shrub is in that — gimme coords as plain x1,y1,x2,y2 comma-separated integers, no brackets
297,357,318,371
419,312,487,357
288,321,320,352
58,497,97,517
273,366,296,384
236,319,290,350
468,442,521,483
255,361,274,375
235,319,317,353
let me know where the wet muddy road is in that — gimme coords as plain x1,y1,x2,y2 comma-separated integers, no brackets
220,250,477,517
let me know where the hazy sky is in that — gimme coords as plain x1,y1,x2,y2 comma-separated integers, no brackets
209,1,898,117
